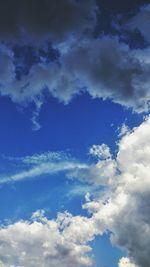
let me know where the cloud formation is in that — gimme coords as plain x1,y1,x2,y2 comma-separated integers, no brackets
0,151,88,184
1,35,150,113
0,2,150,265
0,146,117,186
0,2,150,117
118,257,138,267
89,116,150,267
1,116,150,266
0,210,95,267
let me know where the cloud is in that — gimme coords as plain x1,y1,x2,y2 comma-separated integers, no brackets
118,257,138,267
0,4,149,117
88,116,150,267
68,157,116,186
0,149,116,186
0,117,150,266
58,36,150,112
89,143,111,159
0,153,88,184
0,0,97,44
1,35,150,114
0,210,95,267
127,4,150,43
117,123,130,138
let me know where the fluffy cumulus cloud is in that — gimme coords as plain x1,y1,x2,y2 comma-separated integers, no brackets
0,210,95,267
90,116,150,267
0,2,150,116
82,116,150,267
1,116,150,266
118,257,138,267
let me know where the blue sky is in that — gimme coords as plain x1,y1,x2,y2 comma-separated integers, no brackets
0,1,149,267
0,94,144,267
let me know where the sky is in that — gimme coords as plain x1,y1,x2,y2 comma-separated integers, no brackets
0,1,149,267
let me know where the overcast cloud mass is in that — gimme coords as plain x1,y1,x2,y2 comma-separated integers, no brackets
0,0,150,114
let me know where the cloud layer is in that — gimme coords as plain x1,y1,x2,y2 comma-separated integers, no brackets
0,0,97,43
0,2,150,117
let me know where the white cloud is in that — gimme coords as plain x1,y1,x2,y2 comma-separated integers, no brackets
0,211,95,267
0,149,116,186
89,144,111,159
1,117,150,267
118,123,130,138
118,257,138,267
68,158,116,186
19,150,69,165
90,116,150,267
30,99,43,131
0,160,88,184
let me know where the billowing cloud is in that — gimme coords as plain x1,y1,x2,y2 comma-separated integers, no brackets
0,210,95,267
88,116,150,267
0,36,150,114
0,3,150,118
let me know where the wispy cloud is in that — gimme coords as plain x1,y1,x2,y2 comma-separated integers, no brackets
0,147,117,186
0,151,88,184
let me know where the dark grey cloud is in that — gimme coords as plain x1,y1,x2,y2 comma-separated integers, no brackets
59,36,150,112
0,0,97,43
126,4,150,43
0,1,150,123
0,36,150,113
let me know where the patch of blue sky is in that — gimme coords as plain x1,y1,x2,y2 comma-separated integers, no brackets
91,234,126,267
0,172,96,223
0,93,144,221
0,93,144,158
